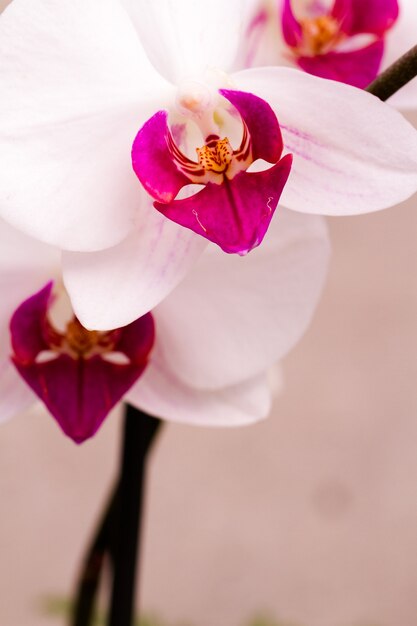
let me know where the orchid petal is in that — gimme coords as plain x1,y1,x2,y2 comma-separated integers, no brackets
0,219,59,362
220,89,284,162
121,0,248,82
233,67,417,215
0,359,35,424
281,0,302,47
132,111,191,203
341,0,399,36
63,209,206,331
297,40,384,88
0,0,171,250
127,360,271,427
155,158,292,255
152,209,330,390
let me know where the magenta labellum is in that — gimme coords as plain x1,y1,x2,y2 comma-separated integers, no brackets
10,283,155,444
281,0,399,88
132,89,292,255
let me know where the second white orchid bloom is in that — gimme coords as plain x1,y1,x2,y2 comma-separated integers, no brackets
0,210,330,442
0,0,416,330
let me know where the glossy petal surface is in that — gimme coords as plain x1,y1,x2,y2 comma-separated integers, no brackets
152,209,330,389
10,283,154,443
63,209,206,331
234,67,417,215
154,157,293,254
0,0,170,250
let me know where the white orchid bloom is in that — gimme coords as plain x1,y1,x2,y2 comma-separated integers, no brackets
244,0,417,108
0,211,329,442
0,0,416,332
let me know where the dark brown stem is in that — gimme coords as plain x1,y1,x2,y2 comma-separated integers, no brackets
366,44,417,102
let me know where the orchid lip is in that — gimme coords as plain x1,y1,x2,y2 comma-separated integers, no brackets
280,0,399,87
10,282,155,444
132,88,292,254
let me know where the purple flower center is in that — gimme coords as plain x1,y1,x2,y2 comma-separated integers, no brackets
132,89,292,255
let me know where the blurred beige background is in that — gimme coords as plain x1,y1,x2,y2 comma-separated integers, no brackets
0,0,417,624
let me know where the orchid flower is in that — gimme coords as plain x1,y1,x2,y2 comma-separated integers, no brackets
244,0,417,107
0,1,416,331
0,210,330,443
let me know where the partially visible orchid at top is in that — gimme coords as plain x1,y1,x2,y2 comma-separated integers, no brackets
0,0,416,331
244,0,417,107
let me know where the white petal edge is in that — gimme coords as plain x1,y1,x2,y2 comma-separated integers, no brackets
63,208,207,331
233,66,417,215
121,0,250,82
151,209,330,390
0,0,172,250
0,359,35,424
126,358,271,427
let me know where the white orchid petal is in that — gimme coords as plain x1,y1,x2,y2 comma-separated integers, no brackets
0,359,35,424
126,360,271,427
0,219,60,361
233,67,417,214
152,209,330,390
0,0,171,250
121,0,248,82
63,208,207,331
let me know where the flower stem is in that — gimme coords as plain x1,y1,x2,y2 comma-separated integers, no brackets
71,485,119,626
366,44,417,102
71,405,161,626
108,405,161,626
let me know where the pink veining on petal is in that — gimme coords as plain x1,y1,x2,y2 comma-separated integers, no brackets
244,8,269,67
297,39,385,88
154,155,293,255
10,283,155,443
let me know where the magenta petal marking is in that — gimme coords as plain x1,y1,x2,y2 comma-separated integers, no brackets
341,0,398,36
297,40,384,88
10,282,52,362
331,0,355,34
220,89,283,163
132,110,191,203
154,154,293,255
281,0,303,47
10,284,155,444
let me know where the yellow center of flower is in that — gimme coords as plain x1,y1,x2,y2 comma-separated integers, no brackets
45,317,118,359
300,15,340,54
196,137,234,173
